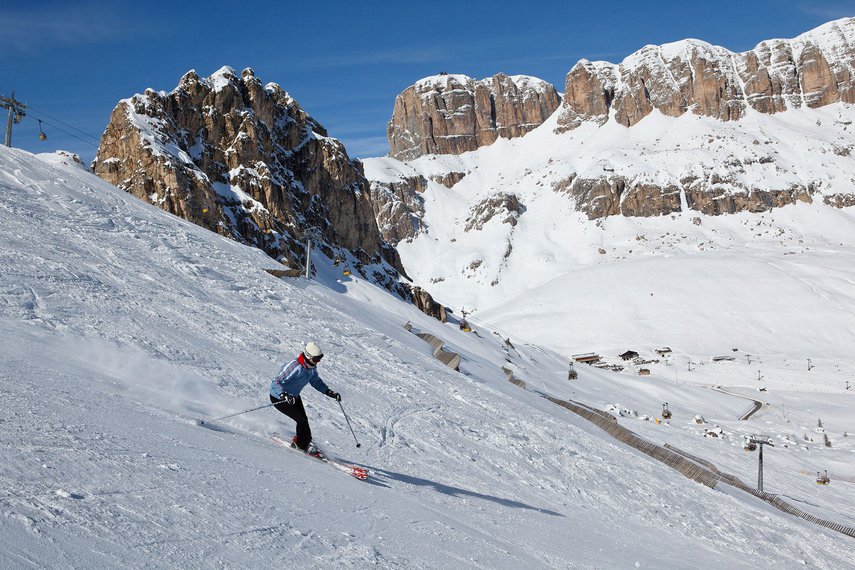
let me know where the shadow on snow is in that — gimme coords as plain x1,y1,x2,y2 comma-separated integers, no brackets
367,466,564,517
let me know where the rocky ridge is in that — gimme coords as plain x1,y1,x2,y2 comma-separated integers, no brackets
557,17,855,130
92,66,404,289
372,19,855,231
387,73,561,161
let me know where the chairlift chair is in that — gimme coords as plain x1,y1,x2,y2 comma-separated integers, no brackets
342,265,351,276
38,120,47,141
661,403,672,420
816,470,831,485
743,439,757,452
459,319,471,333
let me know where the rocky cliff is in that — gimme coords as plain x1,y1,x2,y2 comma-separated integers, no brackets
387,73,561,161
364,18,855,317
92,67,404,288
557,17,855,130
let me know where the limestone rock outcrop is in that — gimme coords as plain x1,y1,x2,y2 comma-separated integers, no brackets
557,17,855,130
410,286,447,322
553,174,815,219
368,175,428,244
464,193,523,232
92,66,403,288
430,171,467,188
388,73,561,160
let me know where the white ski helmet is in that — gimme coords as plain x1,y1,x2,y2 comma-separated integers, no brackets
304,341,323,359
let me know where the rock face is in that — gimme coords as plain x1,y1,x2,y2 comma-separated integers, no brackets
368,175,428,244
464,193,523,232
388,73,561,161
411,286,447,322
557,18,855,130
430,171,467,188
553,174,815,219
92,67,403,287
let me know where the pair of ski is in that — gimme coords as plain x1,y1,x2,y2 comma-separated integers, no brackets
270,433,369,480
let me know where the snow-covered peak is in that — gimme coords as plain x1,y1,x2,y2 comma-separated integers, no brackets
781,15,855,54
505,74,554,94
657,37,719,60
209,65,239,91
607,17,855,72
413,73,473,90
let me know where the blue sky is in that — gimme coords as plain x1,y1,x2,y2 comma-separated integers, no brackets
3,0,853,162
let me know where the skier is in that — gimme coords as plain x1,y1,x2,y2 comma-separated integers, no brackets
270,342,341,456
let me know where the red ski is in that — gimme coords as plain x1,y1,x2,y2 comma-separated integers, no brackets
271,433,369,480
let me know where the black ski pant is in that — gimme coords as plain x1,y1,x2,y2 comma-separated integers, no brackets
270,394,312,450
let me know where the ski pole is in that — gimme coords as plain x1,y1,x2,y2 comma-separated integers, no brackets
196,401,279,426
338,400,361,448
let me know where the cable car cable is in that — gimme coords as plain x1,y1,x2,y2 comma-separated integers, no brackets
26,116,98,148
26,105,101,143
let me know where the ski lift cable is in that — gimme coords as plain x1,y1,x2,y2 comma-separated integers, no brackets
464,312,840,477
26,115,99,148
581,363,836,475
773,452,833,479
26,105,101,142
584,359,841,479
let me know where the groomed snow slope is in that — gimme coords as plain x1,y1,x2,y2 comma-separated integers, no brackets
2,147,854,568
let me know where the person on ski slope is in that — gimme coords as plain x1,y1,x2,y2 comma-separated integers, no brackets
270,341,341,454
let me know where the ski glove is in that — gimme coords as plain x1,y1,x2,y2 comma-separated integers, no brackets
278,394,296,405
325,389,341,402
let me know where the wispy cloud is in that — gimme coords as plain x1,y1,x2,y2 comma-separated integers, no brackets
294,48,448,69
796,0,855,20
0,4,129,56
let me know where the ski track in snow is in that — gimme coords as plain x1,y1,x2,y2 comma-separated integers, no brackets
1,147,854,567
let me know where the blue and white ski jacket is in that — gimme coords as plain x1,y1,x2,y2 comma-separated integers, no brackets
270,354,329,399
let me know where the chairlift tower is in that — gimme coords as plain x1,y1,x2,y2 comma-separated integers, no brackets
1,91,27,147
750,435,774,492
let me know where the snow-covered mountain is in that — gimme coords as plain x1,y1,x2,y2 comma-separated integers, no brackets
387,73,561,160
556,17,855,130
3,146,854,567
91,66,405,293
365,18,855,360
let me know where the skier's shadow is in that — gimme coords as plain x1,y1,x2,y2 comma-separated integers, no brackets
365,467,563,516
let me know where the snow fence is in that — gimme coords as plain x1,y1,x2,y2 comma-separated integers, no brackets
403,322,461,371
